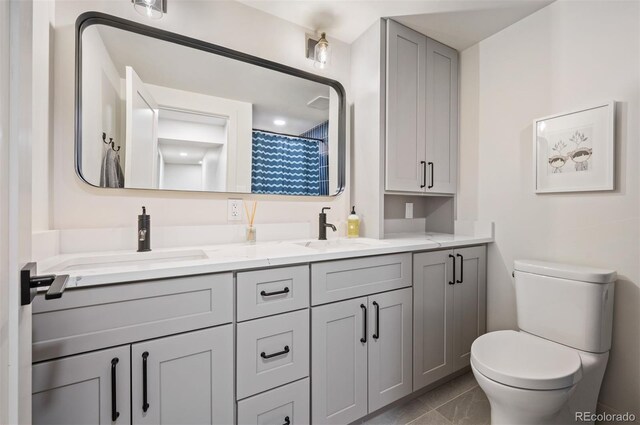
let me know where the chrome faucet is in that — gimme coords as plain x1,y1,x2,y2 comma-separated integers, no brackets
319,207,337,240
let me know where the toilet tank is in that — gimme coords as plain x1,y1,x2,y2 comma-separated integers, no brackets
514,260,616,353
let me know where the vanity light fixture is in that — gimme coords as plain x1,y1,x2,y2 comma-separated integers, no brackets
306,32,332,70
132,0,166,19
273,119,286,126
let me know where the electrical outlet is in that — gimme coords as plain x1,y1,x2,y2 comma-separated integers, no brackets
228,199,243,221
405,203,414,219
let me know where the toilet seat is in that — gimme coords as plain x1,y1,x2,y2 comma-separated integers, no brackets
471,330,583,390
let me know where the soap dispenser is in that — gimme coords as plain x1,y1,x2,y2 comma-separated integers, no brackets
347,206,360,238
138,206,151,252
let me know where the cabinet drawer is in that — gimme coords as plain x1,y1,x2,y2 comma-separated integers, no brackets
237,266,309,321
237,378,310,425
237,310,310,399
32,273,233,362
311,253,412,305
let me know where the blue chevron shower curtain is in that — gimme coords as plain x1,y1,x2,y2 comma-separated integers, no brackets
251,130,322,196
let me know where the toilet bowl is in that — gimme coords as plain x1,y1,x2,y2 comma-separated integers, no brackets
472,260,616,425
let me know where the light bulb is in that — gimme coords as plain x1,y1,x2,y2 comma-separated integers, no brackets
133,0,163,19
314,33,331,70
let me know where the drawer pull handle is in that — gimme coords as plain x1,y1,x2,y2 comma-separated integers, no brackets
456,253,464,284
283,416,291,425
449,254,456,285
428,162,434,189
260,345,290,359
360,304,367,343
372,301,380,340
260,287,290,297
142,351,150,413
111,358,120,422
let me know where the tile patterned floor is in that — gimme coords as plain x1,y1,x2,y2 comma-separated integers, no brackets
361,372,491,425
360,373,638,425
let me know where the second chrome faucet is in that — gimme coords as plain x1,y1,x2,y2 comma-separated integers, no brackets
318,207,337,240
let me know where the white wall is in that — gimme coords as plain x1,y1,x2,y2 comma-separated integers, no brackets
458,0,640,415
81,26,124,186
32,0,54,231
162,163,203,191
158,118,227,145
50,0,351,233
148,83,252,192
350,19,385,238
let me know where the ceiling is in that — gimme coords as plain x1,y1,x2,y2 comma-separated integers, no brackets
236,0,554,50
94,25,332,136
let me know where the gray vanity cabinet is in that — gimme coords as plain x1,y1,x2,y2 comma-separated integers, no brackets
451,246,487,370
311,297,368,424
385,20,459,194
385,19,427,193
32,345,131,425
367,288,413,412
425,38,458,194
413,246,486,391
311,288,412,424
131,326,234,425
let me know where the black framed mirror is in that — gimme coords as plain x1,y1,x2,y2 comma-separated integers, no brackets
75,12,345,196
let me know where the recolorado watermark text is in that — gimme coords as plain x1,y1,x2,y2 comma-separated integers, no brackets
575,411,636,422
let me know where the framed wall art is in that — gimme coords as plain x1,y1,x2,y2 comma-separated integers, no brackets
533,101,615,193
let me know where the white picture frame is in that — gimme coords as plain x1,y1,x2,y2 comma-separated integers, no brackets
533,101,615,193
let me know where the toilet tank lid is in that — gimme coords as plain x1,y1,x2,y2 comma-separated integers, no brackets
514,260,616,284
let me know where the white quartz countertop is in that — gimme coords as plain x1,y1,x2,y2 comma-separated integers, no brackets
39,232,492,289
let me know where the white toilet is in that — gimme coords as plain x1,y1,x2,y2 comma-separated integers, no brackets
471,260,616,425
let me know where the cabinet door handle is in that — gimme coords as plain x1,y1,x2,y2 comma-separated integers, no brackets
283,416,291,425
260,287,290,297
456,254,464,284
428,162,434,189
142,351,149,413
420,161,427,188
372,301,380,340
111,358,120,422
449,254,456,285
261,345,290,359
360,304,367,343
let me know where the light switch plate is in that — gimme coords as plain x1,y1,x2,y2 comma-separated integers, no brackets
228,199,243,221
405,203,414,219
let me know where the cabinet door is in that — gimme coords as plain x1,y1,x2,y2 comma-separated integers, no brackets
413,251,455,391
425,38,458,194
368,288,413,413
452,246,487,370
385,20,427,192
311,298,368,425
132,326,234,425
32,346,130,425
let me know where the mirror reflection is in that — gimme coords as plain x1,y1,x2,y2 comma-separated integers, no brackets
79,23,343,196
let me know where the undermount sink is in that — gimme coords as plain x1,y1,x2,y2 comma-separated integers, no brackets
294,238,388,251
50,249,209,272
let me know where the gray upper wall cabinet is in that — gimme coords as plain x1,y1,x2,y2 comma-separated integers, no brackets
385,20,459,195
